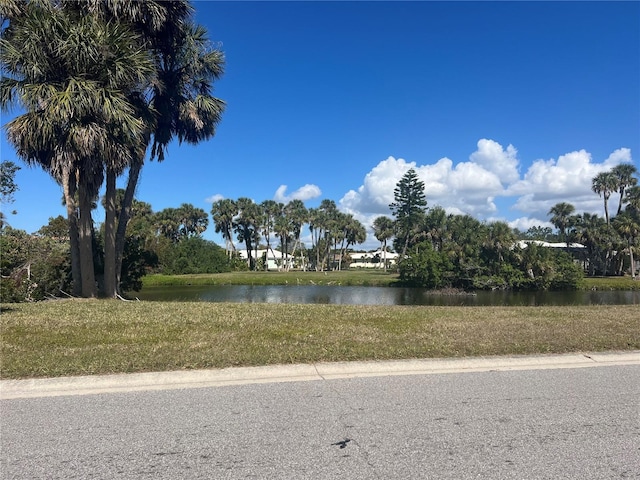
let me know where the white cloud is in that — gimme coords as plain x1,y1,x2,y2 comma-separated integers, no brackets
506,147,634,219
274,184,321,203
508,217,554,232
338,140,635,241
603,147,632,168
340,156,414,216
469,139,520,184
205,193,225,203
340,145,506,220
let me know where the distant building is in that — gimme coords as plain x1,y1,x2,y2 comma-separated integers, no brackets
237,249,297,270
349,250,399,269
516,240,586,252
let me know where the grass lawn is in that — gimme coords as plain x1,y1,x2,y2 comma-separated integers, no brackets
140,270,399,287
1,300,638,379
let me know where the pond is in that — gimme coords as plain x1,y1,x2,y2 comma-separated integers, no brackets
134,285,640,306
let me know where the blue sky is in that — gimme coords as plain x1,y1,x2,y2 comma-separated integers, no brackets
2,1,639,249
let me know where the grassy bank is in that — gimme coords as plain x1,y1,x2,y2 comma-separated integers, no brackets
140,271,639,290
141,270,399,287
583,277,640,290
1,300,638,379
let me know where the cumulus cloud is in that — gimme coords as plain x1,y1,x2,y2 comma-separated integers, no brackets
337,140,634,245
506,147,633,219
340,143,509,221
274,184,321,203
205,193,225,203
469,139,520,184
508,217,554,232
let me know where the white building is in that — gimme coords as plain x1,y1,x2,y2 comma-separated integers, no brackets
516,240,586,251
237,249,297,270
349,250,399,269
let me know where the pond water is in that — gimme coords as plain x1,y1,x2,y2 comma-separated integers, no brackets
134,285,640,306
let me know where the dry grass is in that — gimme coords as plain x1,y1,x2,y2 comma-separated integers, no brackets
1,300,638,379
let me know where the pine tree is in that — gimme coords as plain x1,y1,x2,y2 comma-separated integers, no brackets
390,168,427,258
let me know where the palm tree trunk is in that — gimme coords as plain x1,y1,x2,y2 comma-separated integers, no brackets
103,168,117,298
383,240,387,272
288,236,301,272
115,158,142,295
62,166,82,296
78,182,97,298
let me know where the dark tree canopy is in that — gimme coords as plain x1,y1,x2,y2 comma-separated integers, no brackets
390,168,427,258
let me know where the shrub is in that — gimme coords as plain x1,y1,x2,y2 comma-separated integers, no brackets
398,242,452,288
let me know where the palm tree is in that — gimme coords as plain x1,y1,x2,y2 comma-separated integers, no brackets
592,171,618,225
211,199,238,258
111,3,225,297
284,199,308,271
1,1,153,297
424,205,447,251
335,214,366,270
548,202,576,248
623,185,640,215
574,212,606,275
234,198,261,270
261,200,283,270
611,164,638,216
372,216,394,271
483,221,516,273
613,213,639,279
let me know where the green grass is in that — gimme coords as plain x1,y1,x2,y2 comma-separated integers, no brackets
140,271,639,290
141,270,399,288
582,276,640,291
2,300,638,379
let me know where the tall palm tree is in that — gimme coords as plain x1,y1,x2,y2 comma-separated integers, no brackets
111,3,225,297
624,186,640,214
284,199,308,271
1,1,152,297
234,198,261,270
317,199,339,271
592,171,618,225
548,202,576,247
372,216,394,271
55,0,224,296
611,164,639,216
261,200,283,270
613,213,639,279
211,198,238,258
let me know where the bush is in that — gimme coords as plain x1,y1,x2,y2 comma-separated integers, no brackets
0,227,71,302
398,242,452,288
158,237,233,275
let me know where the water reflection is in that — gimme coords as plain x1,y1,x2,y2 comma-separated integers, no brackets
135,285,640,306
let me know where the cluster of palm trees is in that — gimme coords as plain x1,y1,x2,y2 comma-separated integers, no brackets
1,1,225,297
548,164,639,278
211,198,366,271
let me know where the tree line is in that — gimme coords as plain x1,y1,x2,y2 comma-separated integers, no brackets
547,164,640,278
374,164,639,290
212,197,366,271
1,158,638,300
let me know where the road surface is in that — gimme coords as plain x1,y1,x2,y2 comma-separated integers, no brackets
1,354,639,479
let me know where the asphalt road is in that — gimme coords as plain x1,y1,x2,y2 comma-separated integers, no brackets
2,360,639,479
